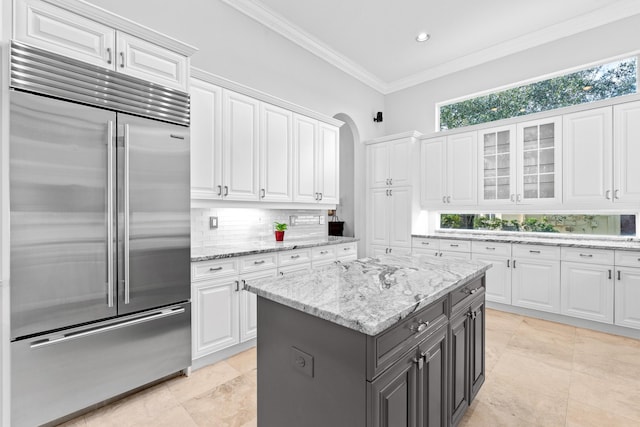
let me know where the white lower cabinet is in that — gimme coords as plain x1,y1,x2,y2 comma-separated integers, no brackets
471,242,512,305
615,267,640,329
510,245,561,314
561,262,613,324
240,269,278,341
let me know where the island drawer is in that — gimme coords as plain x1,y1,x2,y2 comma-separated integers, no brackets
512,244,560,260
192,258,238,281
451,277,486,309
439,239,471,253
239,253,278,273
561,247,614,265
471,241,511,256
278,248,312,266
367,296,447,380
615,250,640,267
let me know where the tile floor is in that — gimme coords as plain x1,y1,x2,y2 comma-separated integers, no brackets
60,308,640,427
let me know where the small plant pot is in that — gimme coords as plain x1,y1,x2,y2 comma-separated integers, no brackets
275,231,285,241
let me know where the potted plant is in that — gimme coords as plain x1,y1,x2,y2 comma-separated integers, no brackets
274,222,288,241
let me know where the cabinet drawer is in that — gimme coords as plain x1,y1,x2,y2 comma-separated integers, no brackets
561,247,614,265
192,258,238,281
413,237,439,250
336,242,358,259
615,250,640,268
439,239,471,253
312,246,337,262
471,241,511,257
512,244,560,260
451,277,486,309
278,248,312,266
239,253,278,273
367,296,447,380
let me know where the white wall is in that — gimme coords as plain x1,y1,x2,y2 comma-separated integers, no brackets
385,14,640,135
336,115,355,237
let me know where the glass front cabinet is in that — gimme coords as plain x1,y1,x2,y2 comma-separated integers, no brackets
478,117,562,205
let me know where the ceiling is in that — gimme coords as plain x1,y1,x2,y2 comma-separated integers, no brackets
221,0,640,94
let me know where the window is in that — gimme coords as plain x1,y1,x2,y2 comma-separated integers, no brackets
439,57,637,131
440,214,636,237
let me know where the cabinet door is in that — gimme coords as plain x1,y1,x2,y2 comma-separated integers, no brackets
417,326,448,427
615,267,640,329
512,258,560,313
14,0,115,68
471,254,511,304
192,279,240,359
478,125,516,205
260,103,292,202
223,90,260,201
469,297,485,401
516,117,562,204
614,101,640,203
369,245,390,257
116,33,188,91
389,139,412,187
439,251,471,261
563,108,613,205
293,115,318,202
368,188,390,247
368,143,390,188
190,78,223,199
240,269,277,342
561,262,613,324
420,138,446,207
388,187,412,248
447,132,477,205
369,352,418,427
317,123,340,204
449,311,469,427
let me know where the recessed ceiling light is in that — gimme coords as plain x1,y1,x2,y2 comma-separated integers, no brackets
416,32,430,42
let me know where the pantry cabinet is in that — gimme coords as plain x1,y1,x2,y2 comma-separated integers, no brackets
509,245,561,314
367,187,412,256
14,0,191,90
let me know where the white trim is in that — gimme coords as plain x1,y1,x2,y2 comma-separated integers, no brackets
363,131,423,145
190,199,337,210
219,0,388,94
220,0,640,94
42,0,198,56
191,67,344,127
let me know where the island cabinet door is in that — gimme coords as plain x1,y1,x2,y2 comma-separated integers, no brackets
417,325,448,427
368,351,418,427
449,309,470,427
469,296,486,401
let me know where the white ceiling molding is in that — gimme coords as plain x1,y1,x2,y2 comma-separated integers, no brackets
222,0,640,95
219,0,389,93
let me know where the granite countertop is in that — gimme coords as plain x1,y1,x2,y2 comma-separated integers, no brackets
413,230,640,251
191,236,359,262
244,254,490,336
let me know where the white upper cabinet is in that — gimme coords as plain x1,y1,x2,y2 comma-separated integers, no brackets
516,117,562,205
367,186,412,254
478,125,516,205
421,132,477,207
317,123,340,204
368,138,412,188
223,90,260,201
190,78,223,199
14,0,191,90
260,104,293,202
563,107,613,205
614,101,640,204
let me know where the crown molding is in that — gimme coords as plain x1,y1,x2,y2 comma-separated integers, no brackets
43,0,198,56
364,131,423,145
222,0,640,95
219,0,389,93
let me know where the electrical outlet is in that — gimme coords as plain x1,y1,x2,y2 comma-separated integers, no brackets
209,216,218,229
319,216,326,225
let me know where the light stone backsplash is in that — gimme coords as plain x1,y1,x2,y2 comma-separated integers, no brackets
191,207,327,249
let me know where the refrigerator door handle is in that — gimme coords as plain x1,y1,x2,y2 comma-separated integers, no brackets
29,307,186,349
123,123,131,304
107,120,115,308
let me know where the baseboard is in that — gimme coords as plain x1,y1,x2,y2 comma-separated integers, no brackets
191,339,257,371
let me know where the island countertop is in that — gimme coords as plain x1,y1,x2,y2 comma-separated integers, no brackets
244,254,491,336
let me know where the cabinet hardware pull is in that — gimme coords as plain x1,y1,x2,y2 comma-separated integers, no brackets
510,194,515,202
608,269,612,280
450,244,459,247
343,247,350,251
235,280,240,292
261,189,265,198
579,254,593,258
466,287,481,295
386,179,390,185
389,179,393,185
421,242,430,246
410,320,429,333
254,260,266,265
217,185,222,196
119,51,125,68
389,189,392,196
606,190,611,200
485,247,496,250
618,270,621,280
242,279,247,290
615,189,620,199
446,196,451,203
442,196,446,203
224,186,229,196
106,47,112,64
516,193,522,202
170,134,185,140
529,250,541,254
513,260,516,268
319,193,323,200
280,271,284,276
389,248,392,253
386,189,389,196
439,252,443,257
507,259,510,267
320,250,329,255
413,356,424,370
291,254,300,259
209,266,223,271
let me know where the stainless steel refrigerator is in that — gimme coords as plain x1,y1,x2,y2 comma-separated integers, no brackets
9,41,191,426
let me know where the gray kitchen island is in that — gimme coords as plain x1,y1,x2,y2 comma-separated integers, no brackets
244,254,491,427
